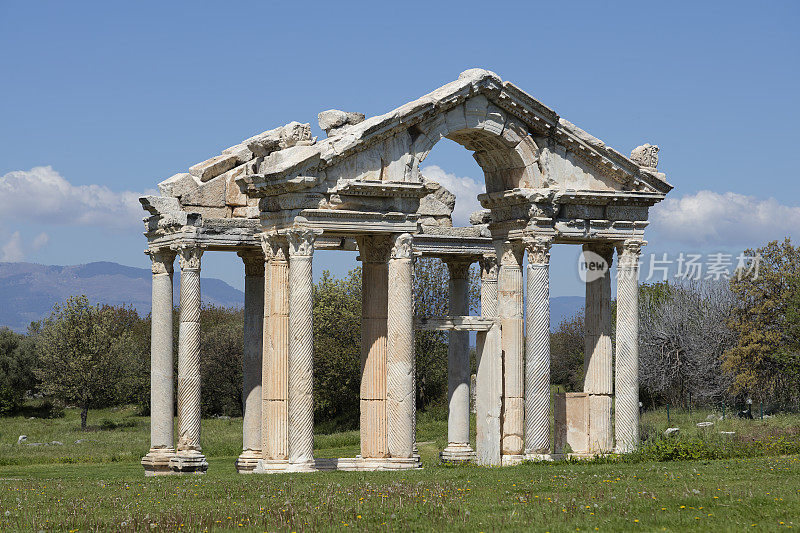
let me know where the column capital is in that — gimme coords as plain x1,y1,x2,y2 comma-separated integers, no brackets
493,239,524,267
146,248,176,275
357,234,392,263
176,243,204,271
616,239,646,268
390,233,414,260
480,254,498,279
524,236,553,265
238,249,265,276
582,242,614,268
445,259,473,280
286,228,320,257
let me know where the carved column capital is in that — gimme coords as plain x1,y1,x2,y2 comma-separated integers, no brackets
357,234,392,263
493,239,524,267
524,236,553,265
177,244,204,271
238,249,265,277
390,233,414,260
582,242,614,268
146,248,176,275
480,254,498,279
445,259,473,280
286,228,319,258
616,240,646,269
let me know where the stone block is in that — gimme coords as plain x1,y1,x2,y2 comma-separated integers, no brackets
588,394,613,452
222,143,254,164
189,154,238,182
605,205,649,221
318,109,365,136
501,396,524,454
554,392,588,454
158,172,200,198
562,204,604,220
232,206,259,218
180,173,228,207
224,167,248,206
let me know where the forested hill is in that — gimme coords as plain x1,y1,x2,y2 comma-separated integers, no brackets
0,261,244,332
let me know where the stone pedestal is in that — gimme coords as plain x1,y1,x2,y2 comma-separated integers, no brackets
236,251,264,473
582,243,614,453
615,240,643,453
287,229,317,465
496,240,525,456
358,235,391,459
142,248,177,476
170,244,208,474
525,237,552,455
441,259,475,463
387,234,416,459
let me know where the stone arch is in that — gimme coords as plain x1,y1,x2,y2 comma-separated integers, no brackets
410,94,547,195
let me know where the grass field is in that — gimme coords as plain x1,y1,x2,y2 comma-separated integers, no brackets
0,405,798,531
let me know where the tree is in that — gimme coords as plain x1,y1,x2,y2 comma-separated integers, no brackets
0,327,37,415
35,296,126,429
200,305,244,417
723,238,800,405
549,312,584,392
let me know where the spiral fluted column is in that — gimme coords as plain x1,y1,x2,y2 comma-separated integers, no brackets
287,229,317,467
615,240,644,453
236,250,264,473
495,239,525,456
170,244,208,474
358,235,391,459
141,248,176,476
387,233,415,459
583,243,614,453
525,237,552,455
441,258,476,463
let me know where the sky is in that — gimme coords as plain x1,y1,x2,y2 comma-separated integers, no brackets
1,1,799,297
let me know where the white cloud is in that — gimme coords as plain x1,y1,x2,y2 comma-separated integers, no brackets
1,232,24,261
32,232,49,251
420,165,486,226
0,166,149,230
651,190,800,246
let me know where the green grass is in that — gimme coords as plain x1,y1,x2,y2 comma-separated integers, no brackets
0,405,798,531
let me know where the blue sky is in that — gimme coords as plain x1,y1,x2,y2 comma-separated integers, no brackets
1,1,798,296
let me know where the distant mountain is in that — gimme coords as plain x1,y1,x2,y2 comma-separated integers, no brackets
0,261,244,332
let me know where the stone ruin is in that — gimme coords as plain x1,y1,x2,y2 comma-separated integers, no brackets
139,68,672,475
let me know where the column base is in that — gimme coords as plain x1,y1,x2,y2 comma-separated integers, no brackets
501,454,525,466
235,449,263,473
440,443,476,464
141,448,176,476
254,456,422,473
523,452,555,462
169,451,208,474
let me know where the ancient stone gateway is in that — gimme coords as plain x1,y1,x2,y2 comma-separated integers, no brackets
139,69,671,475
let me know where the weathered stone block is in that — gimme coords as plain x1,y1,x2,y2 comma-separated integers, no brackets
158,172,200,198
232,206,259,218
605,205,648,221
180,173,228,207
189,154,238,182
554,392,588,454
562,204,604,220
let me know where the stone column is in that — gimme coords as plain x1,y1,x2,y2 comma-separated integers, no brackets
236,250,264,473
170,244,208,474
495,239,525,456
525,237,552,455
583,243,614,453
358,235,391,459
615,240,644,453
441,259,476,463
387,233,415,459
141,248,176,476
262,237,289,461
475,254,501,465
286,228,317,467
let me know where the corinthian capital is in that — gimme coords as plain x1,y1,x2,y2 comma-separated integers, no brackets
493,239,524,267
357,234,392,263
524,236,553,265
286,228,319,257
445,259,473,280
146,248,176,275
480,254,498,279
390,233,414,260
177,244,204,270
617,240,646,268
238,249,265,276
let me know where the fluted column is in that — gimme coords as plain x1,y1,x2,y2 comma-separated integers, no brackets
358,235,391,458
475,255,501,465
495,239,525,456
236,250,264,473
141,248,176,476
583,243,614,453
441,259,476,463
387,233,415,459
524,237,552,455
615,240,644,453
286,229,317,467
262,236,289,461
170,244,208,474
